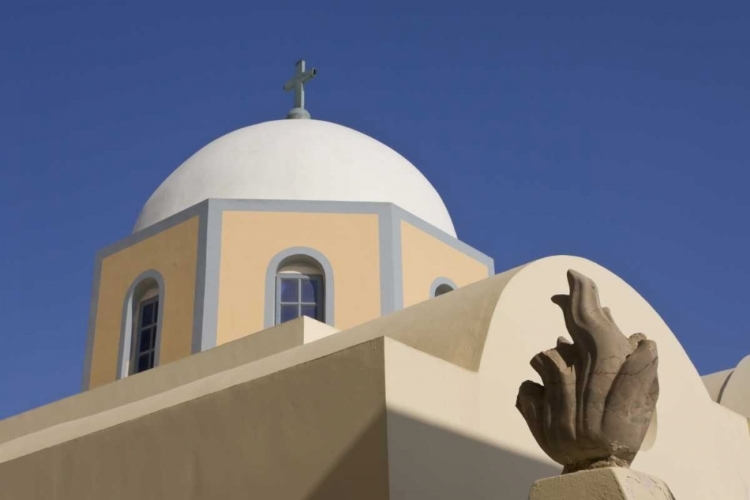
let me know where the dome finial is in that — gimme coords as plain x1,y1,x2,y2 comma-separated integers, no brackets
283,59,317,119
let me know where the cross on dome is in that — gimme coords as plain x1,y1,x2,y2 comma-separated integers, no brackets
283,60,317,119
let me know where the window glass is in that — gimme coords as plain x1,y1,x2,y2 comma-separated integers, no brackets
280,304,299,323
139,328,153,352
133,296,159,374
300,279,318,303
137,353,151,373
434,283,454,297
140,303,154,327
276,273,323,325
280,278,299,303
301,305,318,319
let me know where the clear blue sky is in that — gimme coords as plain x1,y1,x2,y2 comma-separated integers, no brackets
0,0,748,419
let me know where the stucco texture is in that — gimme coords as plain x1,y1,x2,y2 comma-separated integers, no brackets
133,119,456,236
704,355,750,420
2,255,749,499
88,216,199,389
217,211,381,342
400,220,489,307
0,317,335,447
0,339,389,500
381,255,750,499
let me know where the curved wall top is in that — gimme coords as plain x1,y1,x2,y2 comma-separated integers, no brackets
478,256,750,500
362,254,750,500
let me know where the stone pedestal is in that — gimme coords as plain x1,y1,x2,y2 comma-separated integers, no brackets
528,467,675,500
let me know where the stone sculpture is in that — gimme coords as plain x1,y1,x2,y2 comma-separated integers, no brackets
516,270,659,474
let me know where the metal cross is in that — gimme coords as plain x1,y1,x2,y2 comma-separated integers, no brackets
283,60,317,118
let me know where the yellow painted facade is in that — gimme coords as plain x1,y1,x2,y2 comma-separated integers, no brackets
85,208,491,390
400,220,489,308
88,217,199,389
217,211,381,344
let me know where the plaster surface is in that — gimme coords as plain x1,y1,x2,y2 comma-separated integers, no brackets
0,317,337,447
88,216,199,389
400,219,489,307
134,119,456,236
703,368,734,402
709,355,750,419
0,339,388,500
380,255,750,499
217,211,381,339
2,255,748,499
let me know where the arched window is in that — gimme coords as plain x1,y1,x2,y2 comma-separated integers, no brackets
131,286,159,374
276,257,325,325
119,271,165,379
264,247,334,329
430,277,458,298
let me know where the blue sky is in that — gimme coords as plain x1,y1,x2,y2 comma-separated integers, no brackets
0,0,748,419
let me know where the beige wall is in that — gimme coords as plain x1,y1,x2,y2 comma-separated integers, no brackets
0,339,389,500
702,368,733,402
386,256,750,500
0,318,336,446
400,220,489,307
88,217,199,389
217,211,381,343
2,254,749,499
716,355,750,419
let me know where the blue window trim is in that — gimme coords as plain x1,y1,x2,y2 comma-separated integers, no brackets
264,247,334,329
430,277,458,298
117,270,166,379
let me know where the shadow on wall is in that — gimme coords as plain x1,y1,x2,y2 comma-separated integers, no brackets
308,410,560,500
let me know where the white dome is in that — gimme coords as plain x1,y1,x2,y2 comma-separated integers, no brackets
134,119,456,236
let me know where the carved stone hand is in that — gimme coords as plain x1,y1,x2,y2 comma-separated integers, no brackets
516,270,659,473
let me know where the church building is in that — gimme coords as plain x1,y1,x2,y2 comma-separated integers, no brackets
82,106,493,390
0,61,748,499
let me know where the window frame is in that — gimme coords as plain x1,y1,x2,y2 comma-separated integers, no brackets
264,247,335,329
130,295,160,375
275,273,324,325
430,277,458,298
117,270,166,380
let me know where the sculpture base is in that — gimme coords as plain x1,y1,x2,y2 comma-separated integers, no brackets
529,467,675,500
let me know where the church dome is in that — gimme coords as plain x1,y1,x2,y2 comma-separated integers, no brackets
133,119,456,236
